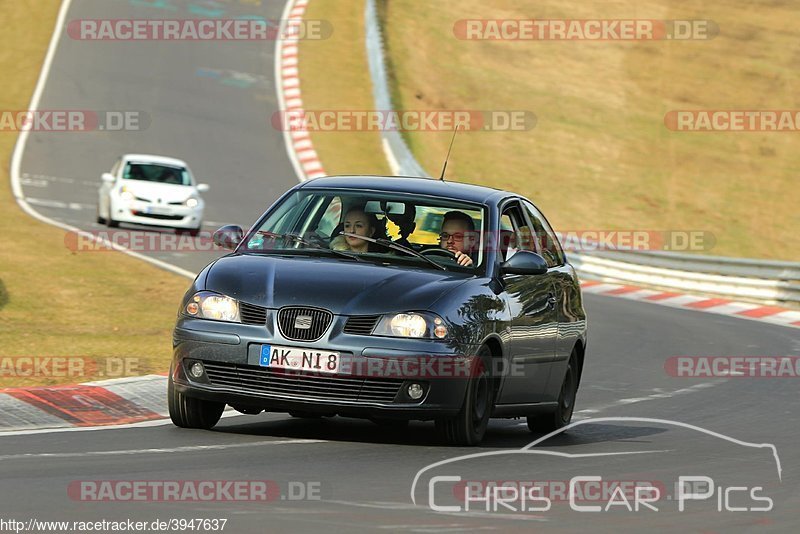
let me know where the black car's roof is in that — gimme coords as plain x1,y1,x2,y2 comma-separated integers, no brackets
299,175,516,205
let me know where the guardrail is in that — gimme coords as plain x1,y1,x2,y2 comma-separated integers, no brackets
365,0,428,178
363,0,800,308
568,249,800,306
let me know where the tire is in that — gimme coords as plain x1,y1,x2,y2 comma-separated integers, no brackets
435,346,493,446
168,374,224,429
106,197,119,227
96,209,106,225
527,348,579,434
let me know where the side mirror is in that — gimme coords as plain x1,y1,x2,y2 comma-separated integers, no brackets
213,225,243,250
196,183,210,193
101,173,115,183
500,250,548,276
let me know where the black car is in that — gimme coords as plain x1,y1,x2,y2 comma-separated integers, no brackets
169,176,588,445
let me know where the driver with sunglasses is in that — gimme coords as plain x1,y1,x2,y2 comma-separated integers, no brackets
439,210,478,267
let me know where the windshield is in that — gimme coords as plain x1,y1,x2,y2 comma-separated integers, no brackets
123,163,191,186
244,189,487,273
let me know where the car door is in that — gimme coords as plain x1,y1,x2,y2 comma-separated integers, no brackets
495,201,558,405
522,199,585,400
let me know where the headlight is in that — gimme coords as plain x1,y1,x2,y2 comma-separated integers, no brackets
119,186,134,201
390,314,427,337
183,291,240,322
185,197,199,208
374,312,448,339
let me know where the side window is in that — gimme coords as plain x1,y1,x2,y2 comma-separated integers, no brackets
315,197,342,237
499,204,535,262
522,200,565,267
248,192,314,248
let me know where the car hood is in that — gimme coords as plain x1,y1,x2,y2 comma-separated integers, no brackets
203,253,472,315
118,180,195,203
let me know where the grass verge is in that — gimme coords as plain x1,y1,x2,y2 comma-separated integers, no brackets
0,1,191,387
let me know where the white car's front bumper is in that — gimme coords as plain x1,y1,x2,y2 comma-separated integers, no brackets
110,199,204,229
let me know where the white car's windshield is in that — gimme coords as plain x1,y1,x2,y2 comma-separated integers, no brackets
245,189,487,272
123,163,191,186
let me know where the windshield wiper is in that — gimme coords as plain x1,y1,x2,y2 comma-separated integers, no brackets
255,231,363,262
339,232,447,271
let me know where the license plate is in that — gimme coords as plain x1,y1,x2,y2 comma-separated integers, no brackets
143,206,170,215
260,344,340,374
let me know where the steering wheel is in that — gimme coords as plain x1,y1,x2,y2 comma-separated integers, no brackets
301,231,328,247
420,248,457,260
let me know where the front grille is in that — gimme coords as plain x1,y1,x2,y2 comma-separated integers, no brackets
343,315,380,335
239,302,268,325
202,361,403,403
277,307,332,341
132,211,183,221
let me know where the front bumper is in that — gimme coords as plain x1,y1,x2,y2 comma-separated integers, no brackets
172,317,475,420
111,199,203,229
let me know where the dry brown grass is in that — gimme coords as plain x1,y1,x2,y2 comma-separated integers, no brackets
298,0,391,176
303,0,799,260
379,0,799,259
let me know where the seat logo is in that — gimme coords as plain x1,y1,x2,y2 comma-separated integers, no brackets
294,315,313,330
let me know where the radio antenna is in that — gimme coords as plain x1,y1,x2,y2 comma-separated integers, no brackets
438,125,460,181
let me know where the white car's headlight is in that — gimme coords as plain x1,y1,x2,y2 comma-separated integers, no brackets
185,197,199,208
184,291,240,322
119,186,134,201
374,312,448,339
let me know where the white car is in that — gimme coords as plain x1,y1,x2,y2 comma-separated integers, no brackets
97,154,208,236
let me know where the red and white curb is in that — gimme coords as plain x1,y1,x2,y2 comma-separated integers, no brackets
580,280,800,329
276,0,326,181
0,376,169,432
